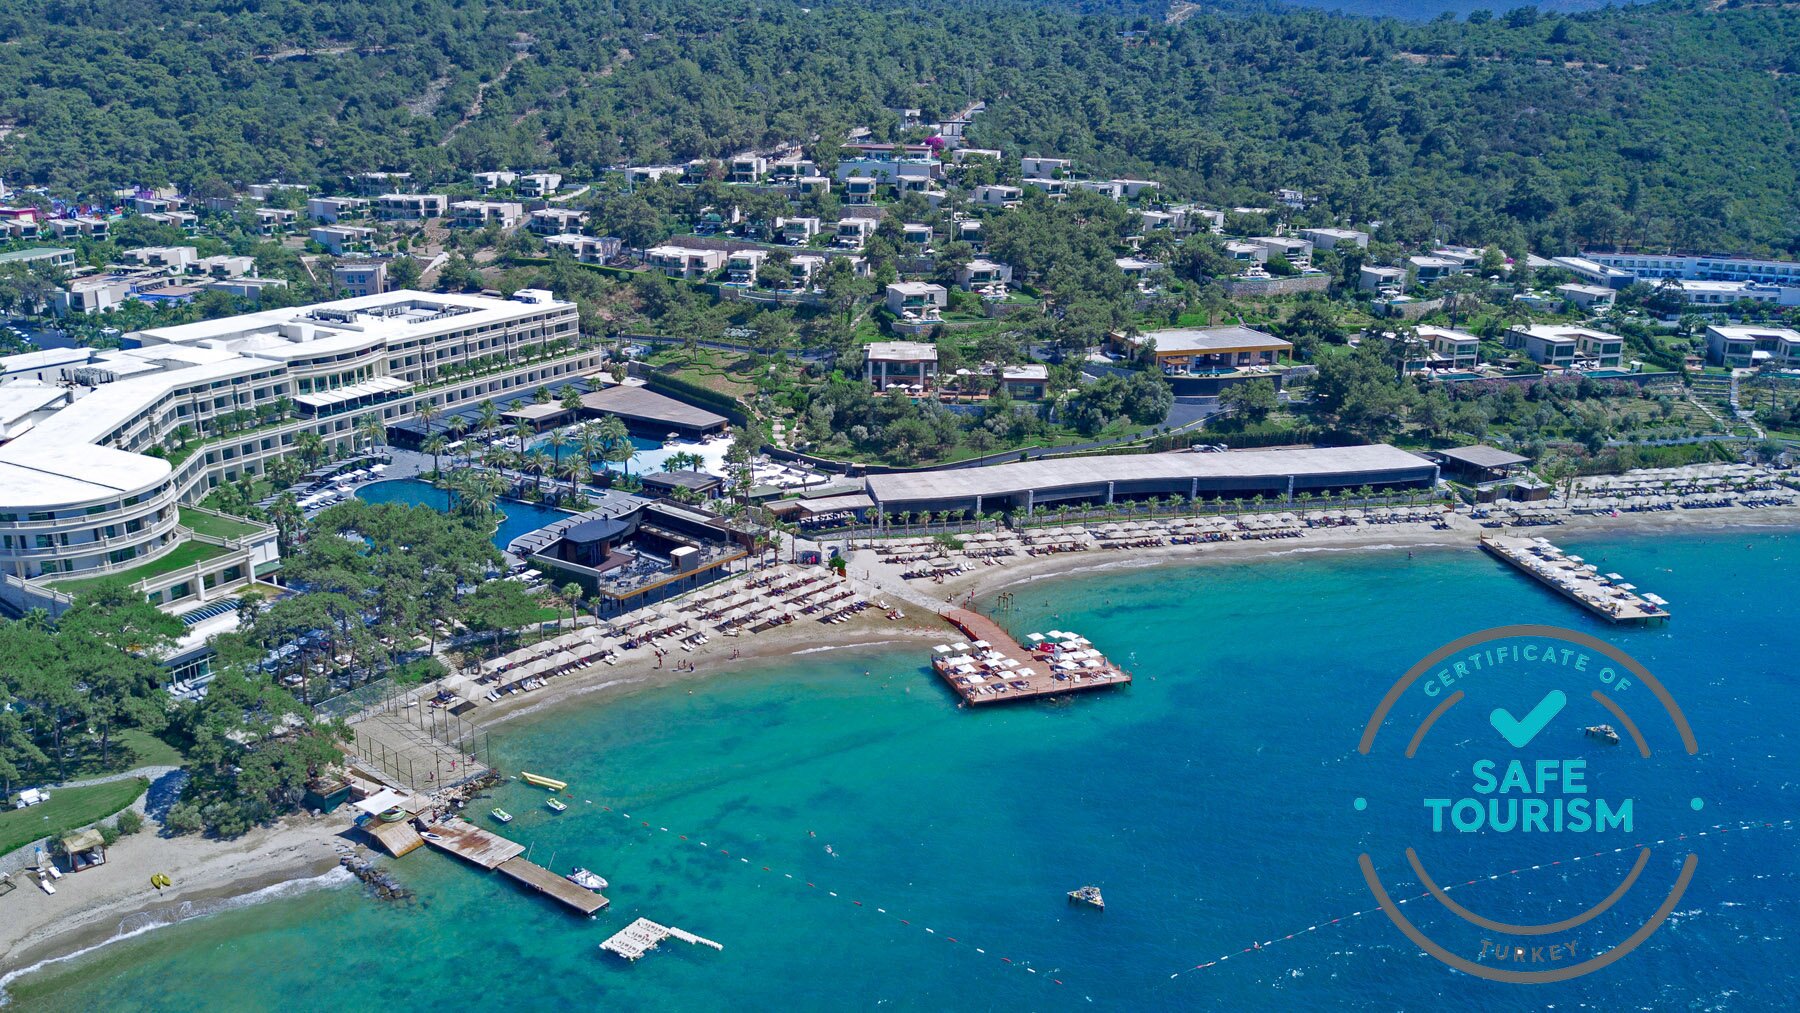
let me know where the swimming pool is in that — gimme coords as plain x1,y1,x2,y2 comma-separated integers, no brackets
355,479,572,550
523,432,732,476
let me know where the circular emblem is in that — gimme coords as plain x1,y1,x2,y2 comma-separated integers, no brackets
1354,624,1700,983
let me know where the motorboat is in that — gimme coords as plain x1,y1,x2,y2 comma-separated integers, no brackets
1067,885,1105,910
491,808,514,823
546,798,568,813
566,867,609,891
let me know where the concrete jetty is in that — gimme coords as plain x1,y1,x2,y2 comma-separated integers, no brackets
1479,535,1669,624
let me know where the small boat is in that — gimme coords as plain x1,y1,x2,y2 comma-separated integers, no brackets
566,867,608,891
491,808,514,824
546,798,568,813
1585,724,1621,744
377,806,408,823
1068,885,1105,910
520,771,568,791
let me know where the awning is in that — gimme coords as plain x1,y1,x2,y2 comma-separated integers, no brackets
293,376,414,410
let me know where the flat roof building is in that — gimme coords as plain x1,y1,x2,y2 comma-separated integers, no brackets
1111,326,1291,374
865,445,1437,516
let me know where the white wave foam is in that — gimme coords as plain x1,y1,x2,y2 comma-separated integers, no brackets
790,640,900,656
0,865,355,1002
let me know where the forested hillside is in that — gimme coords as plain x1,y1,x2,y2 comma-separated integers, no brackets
1,0,1796,255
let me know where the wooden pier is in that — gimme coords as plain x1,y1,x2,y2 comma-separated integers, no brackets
421,817,608,915
1479,535,1670,625
600,917,724,961
934,608,1131,706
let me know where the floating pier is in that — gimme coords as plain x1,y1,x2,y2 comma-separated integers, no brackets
420,817,609,915
933,609,1131,706
600,917,724,961
1479,535,1669,625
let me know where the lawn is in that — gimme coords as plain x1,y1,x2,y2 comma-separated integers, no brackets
48,539,232,596
180,507,266,540
0,777,149,857
16,730,185,785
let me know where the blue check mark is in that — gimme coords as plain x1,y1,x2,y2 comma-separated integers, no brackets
1489,690,1567,749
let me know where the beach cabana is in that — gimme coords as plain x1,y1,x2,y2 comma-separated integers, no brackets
61,828,107,872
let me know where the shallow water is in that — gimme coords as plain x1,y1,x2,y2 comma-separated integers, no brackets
8,530,1796,1010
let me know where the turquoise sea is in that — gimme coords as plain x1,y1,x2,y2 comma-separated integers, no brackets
6,530,1797,1010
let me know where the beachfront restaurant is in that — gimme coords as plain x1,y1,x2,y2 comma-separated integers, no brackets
863,445,1439,520
526,501,747,615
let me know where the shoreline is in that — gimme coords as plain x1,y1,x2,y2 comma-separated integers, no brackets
6,502,1799,992
0,813,351,990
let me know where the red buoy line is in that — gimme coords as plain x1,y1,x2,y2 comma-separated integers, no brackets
585,800,1066,986
1167,819,1794,980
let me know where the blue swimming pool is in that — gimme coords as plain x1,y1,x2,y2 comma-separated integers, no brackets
355,479,572,550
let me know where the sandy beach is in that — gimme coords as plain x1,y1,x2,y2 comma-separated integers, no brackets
6,489,1798,989
0,812,352,983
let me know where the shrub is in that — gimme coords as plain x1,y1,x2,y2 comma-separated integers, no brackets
115,809,145,836
163,801,204,835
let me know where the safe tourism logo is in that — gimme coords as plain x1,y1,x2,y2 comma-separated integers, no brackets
1353,625,1702,983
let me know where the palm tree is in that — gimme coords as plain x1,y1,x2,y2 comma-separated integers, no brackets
560,582,586,626
546,430,569,467
528,450,553,493
557,455,587,500
596,414,633,475
446,416,470,464
477,399,502,441
560,385,584,414
512,420,533,458
268,493,304,553
423,434,447,477
417,399,440,440
295,431,326,467
357,416,386,457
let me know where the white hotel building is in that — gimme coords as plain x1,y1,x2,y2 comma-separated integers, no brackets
0,289,601,615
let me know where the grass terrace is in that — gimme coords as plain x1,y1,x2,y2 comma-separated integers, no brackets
0,777,149,857
179,508,267,541
47,539,233,597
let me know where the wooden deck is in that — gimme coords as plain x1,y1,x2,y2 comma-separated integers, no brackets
936,608,1131,706
497,857,609,915
419,817,608,916
1480,536,1670,624
420,818,525,869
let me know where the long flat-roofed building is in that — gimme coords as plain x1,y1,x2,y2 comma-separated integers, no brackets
1111,326,1291,374
865,445,1437,517
0,289,601,614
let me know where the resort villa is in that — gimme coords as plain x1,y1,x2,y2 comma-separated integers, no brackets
545,235,622,264
864,341,939,392
1413,325,1481,370
1506,324,1625,369
0,289,598,616
529,208,589,236
1111,326,1292,375
646,245,727,280
1704,325,1800,368
1297,227,1369,251
885,282,947,332
954,259,1013,292
1556,284,1617,312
